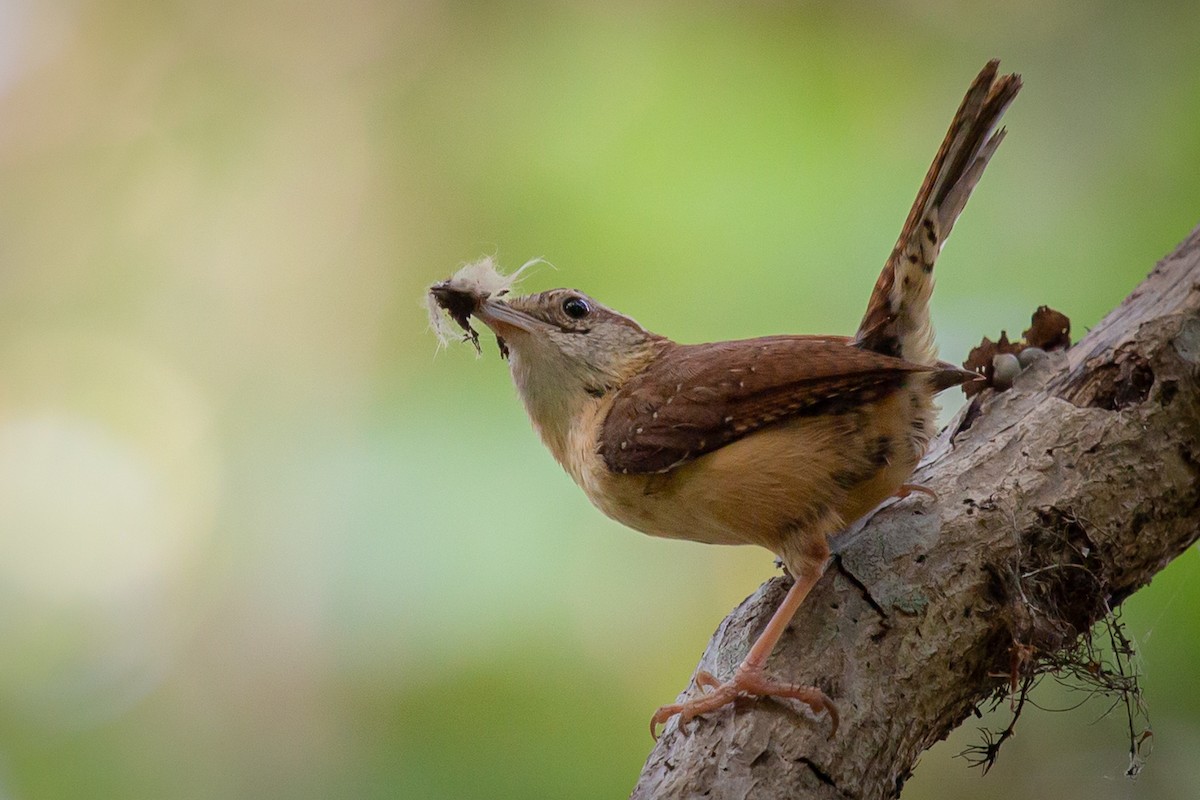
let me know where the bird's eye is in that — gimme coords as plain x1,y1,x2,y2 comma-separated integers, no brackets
562,296,590,320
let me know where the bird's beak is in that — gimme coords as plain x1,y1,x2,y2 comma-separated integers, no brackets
474,298,544,337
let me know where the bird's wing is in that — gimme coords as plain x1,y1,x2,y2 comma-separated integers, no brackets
600,336,972,474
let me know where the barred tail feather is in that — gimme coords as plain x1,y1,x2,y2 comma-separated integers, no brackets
855,60,1022,364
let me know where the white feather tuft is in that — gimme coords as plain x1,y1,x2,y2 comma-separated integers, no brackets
425,290,457,350
426,256,547,349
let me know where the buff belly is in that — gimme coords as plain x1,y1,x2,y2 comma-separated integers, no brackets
570,386,934,573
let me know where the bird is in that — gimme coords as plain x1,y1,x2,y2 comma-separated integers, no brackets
430,60,1021,738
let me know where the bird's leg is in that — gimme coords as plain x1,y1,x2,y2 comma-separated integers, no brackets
650,553,838,739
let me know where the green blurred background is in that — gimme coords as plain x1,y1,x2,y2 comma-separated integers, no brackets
0,1,1197,798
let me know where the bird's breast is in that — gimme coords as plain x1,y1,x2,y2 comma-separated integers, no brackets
562,378,938,560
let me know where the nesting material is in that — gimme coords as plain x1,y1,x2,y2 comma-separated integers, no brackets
426,256,538,354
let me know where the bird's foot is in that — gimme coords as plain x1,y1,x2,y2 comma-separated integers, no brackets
650,665,838,740
894,483,938,501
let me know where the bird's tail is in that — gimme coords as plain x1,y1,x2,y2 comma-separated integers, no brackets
855,60,1021,364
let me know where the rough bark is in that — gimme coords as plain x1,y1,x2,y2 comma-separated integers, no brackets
631,225,1200,800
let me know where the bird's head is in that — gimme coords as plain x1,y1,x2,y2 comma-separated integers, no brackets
460,288,667,462
474,288,666,401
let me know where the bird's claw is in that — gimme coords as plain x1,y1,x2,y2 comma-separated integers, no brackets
894,483,938,502
649,665,838,740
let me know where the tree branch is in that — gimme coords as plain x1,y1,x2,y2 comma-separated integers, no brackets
631,225,1200,800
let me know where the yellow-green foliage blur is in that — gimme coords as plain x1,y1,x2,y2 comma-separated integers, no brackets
0,2,1197,798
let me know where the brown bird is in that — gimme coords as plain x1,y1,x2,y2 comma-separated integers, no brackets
431,60,1021,738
